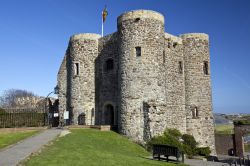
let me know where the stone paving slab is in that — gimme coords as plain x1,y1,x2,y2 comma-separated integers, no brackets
0,129,61,166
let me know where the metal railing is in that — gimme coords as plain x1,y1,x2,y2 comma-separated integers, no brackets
0,108,47,128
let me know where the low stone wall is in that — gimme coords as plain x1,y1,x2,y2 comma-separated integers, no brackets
215,134,235,155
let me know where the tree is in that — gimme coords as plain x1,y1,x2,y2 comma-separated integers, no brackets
0,89,37,108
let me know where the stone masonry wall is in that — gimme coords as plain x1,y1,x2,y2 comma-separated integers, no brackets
117,10,165,142
57,54,67,125
182,33,216,154
95,33,119,125
164,33,186,133
68,34,100,125
57,9,216,154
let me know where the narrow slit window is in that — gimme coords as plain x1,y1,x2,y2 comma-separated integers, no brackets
173,42,178,48
178,61,183,74
192,107,199,118
74,63,79,76
135,47,141,57
194,107,199,117
135,18,140,22
163,50,165,63
203,61,209,75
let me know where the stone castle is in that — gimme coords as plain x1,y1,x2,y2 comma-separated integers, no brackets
57,10,215,153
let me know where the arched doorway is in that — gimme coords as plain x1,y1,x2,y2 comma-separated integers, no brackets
104,104,114,125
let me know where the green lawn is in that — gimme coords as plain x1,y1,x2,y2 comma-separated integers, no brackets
0,130,39,149
24,129,186,166
215,124,234,134
245,144,250,152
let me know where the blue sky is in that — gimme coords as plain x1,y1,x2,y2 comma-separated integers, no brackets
0,0,249,113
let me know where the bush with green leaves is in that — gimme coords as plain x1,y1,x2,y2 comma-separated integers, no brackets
146,128,211,158
182,134,198,149
195,147,211,157
147,128,183,151
234,120,250,125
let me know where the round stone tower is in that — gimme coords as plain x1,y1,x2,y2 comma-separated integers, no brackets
68,33,100,125
181,33,216,154
117,10,165,141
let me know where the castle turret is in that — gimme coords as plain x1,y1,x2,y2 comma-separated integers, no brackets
181,33,216,154
117,10,165,141
68,33,100,125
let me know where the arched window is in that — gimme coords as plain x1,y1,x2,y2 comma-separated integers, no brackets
105,59,114,71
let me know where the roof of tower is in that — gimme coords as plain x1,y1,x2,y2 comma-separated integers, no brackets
117,10,164,25
180,33,209,40
70,33,101,41
165,33,182,44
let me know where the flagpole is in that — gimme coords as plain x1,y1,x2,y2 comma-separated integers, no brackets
102,11,103,37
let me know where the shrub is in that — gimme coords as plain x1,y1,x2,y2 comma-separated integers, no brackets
164,133,183,149
195,147,211,157
182,144,195,158
147,129,183,151
234,120,250,125
182,134,198,149
147,128,211,158
164,128,182,139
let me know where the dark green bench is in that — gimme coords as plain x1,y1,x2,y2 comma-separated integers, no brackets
152,144,184,162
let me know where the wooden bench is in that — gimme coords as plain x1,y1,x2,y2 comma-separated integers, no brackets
152,144,184,162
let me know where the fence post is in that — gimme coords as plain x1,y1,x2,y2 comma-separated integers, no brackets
248,155,250,166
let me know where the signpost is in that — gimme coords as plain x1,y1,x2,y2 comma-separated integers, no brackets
64,111,69,120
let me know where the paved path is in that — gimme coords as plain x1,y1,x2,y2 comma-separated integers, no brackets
0,129,62,166
185,158,228,166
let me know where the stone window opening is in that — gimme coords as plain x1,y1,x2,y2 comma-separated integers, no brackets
168,42,171,48
163,50,165,63
105,59,114,71
74,63,79,76
192,107,199,118
178,61,183,74
173,42,178,48
203,61,209,75
135,47,141,57
135,18,140,22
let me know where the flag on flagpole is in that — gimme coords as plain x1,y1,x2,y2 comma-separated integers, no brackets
102,6,108,37
102,6,108,23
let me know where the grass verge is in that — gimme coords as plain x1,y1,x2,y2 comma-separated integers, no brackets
215,124,234,134
24,129,186,166
245,144,250,152
0,129,40,149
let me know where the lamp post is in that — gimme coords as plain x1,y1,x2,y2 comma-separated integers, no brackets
45,86,59,128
